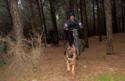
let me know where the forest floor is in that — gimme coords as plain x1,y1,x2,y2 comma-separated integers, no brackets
0,33,125,81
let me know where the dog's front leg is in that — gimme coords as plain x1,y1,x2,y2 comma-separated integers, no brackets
71,61,75,74
66,61,70,71
72,65,75,74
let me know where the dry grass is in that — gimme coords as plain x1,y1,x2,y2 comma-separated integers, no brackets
0,33,125,81
0,33,45,81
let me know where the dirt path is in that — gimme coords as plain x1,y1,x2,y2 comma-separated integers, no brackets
0,33,125,81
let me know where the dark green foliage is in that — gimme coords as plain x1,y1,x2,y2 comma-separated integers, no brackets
0,0,124,37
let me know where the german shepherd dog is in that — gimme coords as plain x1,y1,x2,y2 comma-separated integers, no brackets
64,41,76,74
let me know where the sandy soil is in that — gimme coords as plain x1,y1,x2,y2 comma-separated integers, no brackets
0,33,125,81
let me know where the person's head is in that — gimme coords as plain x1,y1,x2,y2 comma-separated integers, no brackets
69,10,75,21
69,15,75,21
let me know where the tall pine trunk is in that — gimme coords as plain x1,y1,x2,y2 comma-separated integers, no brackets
8,0,23,44
104,0,113,54
92,0,96,35
69,0,75,10
49,0,59,45
80,0,89,48
112,0,117,33
28,0,36,33
64,0,70,19
75,0,80,20
37,0,47,46
36,0,43,33
98,0,105,41
102,0,106,35
121,0,125,32
123,0,125,31
6,0,12,28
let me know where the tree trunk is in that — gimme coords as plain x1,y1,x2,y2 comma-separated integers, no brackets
123,0,125,31
37,0,47,46
80,0,89,48
49,0,59,45
75,0,80,20
65,0,79,19
112,0,117,33
99,0,104,41
69,0,75,10
64,0,70,19
28,0,36,33
104,0,113,54
97,0,105,42
121,0,125,32
102,0,106,34
8,0,23,44
6,0,13,28
92,0,96,35
36,0,43,33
